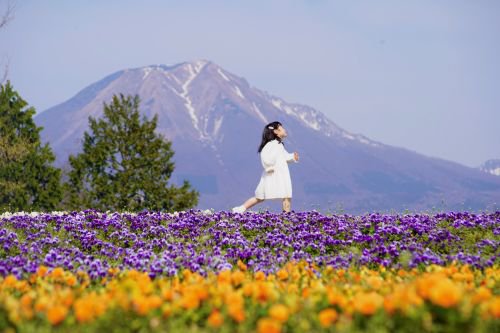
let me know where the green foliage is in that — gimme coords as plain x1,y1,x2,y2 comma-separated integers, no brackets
65,94,199,212
0,82,62,212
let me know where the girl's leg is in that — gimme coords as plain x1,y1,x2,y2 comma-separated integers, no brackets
282,198,291,212
243,197,264,209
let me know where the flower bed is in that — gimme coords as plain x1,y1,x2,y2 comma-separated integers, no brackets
0,262,498,332
0,210,498,332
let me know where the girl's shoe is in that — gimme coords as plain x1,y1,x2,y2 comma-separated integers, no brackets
232,205,246,213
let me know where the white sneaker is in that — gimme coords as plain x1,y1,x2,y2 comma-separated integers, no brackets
232,205,246,213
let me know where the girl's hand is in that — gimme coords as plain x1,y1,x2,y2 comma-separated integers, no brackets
294,152,299,161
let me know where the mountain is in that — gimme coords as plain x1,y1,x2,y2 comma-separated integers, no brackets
34,60,500,213
479,159,500,177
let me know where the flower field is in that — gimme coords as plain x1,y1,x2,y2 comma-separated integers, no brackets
0,210,498,332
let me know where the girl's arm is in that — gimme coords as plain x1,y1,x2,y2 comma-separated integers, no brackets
284,147,298,163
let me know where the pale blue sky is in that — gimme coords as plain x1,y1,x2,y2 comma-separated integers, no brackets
1,0,499,168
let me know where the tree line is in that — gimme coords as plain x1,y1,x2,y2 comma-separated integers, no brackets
0,82,199,213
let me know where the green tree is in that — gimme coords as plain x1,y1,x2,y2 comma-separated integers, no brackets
65,93,199,212
0,81,63,212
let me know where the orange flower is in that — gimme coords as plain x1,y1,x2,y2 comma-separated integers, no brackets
218,270,232,284
472,286,492,304
383,294,397,315
148,295,163,309
318,308,338,327
488,297,500,319
366,276,383,290
255,271,266,281
50,267,65,279
180,291,200,310
354,292,384,315
416,274,440,299
257,317,281,333
162,288,174,301
162,304,172,318
269,304,289,323
133,295,151,315
429,278,462,308
276,269,289,281
231,270,245,286
207,309,224,327
74,298,95,323
228,306,245,323
225,291,244,308
182,269,192,280
65,274,77,286
107,267,120,276
37,265,49,277
3,275,17,288
326,287,346,307
254,281,274,303
20,294,33,308
237,260,247,271
46,305,68,325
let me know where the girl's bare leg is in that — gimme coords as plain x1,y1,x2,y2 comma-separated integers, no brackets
282,198,291,212
243,197,264,209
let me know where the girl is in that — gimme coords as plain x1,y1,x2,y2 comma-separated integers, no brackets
232,121,299,213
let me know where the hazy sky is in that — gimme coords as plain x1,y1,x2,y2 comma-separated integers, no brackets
1,0,499,168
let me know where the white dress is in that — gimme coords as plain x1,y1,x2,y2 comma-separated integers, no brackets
255,139,298,199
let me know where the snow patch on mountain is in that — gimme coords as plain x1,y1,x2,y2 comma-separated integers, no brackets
217,68,230,82
142,67,153,80
252,102,268,124
213,116,223,137
179,62,207,139
234,86,245,99
479,159,500,176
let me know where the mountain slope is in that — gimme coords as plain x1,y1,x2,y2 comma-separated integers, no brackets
35,60,500,213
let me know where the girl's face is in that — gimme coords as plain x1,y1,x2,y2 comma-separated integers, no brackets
274,125,287,139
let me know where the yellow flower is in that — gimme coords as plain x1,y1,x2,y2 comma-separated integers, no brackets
46,305,68,325
255,271,266,281
488,296,500,319
65,274,77,287
366,275,383,290
217,269,232,284
318,308,338,327
326,287,347,307
231,270,245,286
37,266,49,277
180,291,200,310
74,297,95,323
133,295,151,315
354,291,384,315
416,273,442,299
257,317,281,333
472,286,492,304
269,304,289,323
429,278,462,308
228,306,245,323
50,267,65,279
3,275,17,288
161,288,174,301
207,309,224,327
237,260,247,271
276,269,289,281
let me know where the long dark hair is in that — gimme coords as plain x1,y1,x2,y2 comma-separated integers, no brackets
258,121,283,153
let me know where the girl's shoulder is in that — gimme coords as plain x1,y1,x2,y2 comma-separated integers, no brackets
264,139,280,148
261,139,282,153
